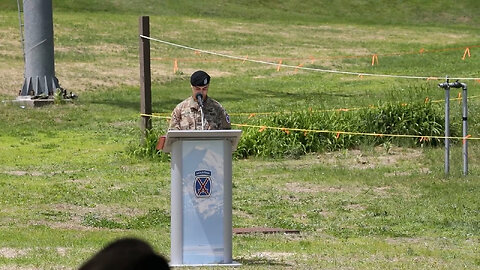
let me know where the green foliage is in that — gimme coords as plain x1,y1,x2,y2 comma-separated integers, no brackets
127,208,170,229
236,101,451,158
82,213,124,229
359,101,446,145
81,208,170,229
126,126,170,162
53,89,66,105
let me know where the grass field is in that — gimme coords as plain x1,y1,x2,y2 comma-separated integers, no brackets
0,0,480,269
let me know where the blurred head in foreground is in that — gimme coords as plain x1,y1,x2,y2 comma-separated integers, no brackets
78,238,170,270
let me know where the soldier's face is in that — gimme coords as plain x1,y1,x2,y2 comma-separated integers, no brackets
191,84,209,101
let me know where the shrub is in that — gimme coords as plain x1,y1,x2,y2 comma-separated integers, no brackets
127,124,170,162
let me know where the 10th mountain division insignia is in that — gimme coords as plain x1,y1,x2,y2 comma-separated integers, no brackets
194,170,212,198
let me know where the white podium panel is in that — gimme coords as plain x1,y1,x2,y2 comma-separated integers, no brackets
181,140,228,264
166,130,241,267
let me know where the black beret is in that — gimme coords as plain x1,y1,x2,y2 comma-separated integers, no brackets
190,70,210,86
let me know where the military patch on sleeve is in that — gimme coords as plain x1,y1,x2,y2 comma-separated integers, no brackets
225,113,230,124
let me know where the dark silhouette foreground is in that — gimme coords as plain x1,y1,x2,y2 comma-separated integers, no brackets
79,238,170,270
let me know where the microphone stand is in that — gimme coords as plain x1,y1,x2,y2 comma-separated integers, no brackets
200,106,205,130
196,93,205,130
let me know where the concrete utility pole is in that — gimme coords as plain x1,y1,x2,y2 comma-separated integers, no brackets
19,0,60,97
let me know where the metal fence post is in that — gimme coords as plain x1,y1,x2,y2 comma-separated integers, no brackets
462,84,468,176
438,76,450,176
444,83,450,176
438,77,468,176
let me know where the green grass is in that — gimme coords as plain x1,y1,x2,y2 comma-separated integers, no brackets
1,0,480,269
3,0,480,26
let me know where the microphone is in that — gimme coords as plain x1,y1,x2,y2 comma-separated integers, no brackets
196,93,204,108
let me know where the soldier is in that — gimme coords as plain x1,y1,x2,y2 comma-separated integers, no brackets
169,70,231,130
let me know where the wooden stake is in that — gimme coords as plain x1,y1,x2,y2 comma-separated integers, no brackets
139,16,152,145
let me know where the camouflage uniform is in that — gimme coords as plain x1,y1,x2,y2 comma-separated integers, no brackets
169,96,231,130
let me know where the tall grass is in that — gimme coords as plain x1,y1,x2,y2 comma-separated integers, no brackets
131,98,455,159
235,99,450,158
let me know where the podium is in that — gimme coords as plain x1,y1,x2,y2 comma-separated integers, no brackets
163,130,242,266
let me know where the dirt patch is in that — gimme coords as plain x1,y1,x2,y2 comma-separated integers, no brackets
293,213,310,224
233,209,253,219
0,49,140,96
372,186,391,196
119,164,150,173
285,183,391,195
56,44,128,55
56,247,68,257
3,169,83,177
385,237,433,245
55,60,139,92
0,248,30,259
316,146,424,170
29,203,146,230
0,267,40,270
248,251,295,262
238,251,297,267
304,24,470,45
0,27,26,96
0,64,23,96
110,120,137,128
283,182,325,193
52,203,144,219
29,220,95,231
284,182,370,200
344,203,366,211
4,170,44,176
0,28,22,47
384,171,412,177
384,167,431,177
246,146,424,174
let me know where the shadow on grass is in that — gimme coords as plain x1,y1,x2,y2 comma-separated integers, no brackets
86,94,182,114
82,78,374,115
236,257,292,267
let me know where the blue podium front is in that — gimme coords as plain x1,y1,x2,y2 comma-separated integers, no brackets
164,130,241,267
